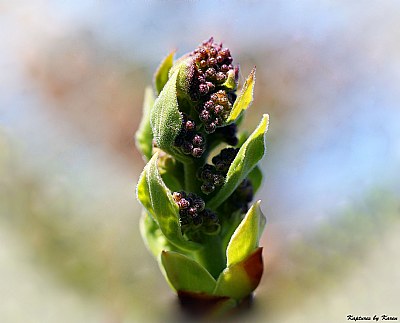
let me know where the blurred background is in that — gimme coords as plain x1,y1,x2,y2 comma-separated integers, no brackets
1,1,400,322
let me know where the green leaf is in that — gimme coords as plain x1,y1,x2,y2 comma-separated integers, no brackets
226,68,256,123
139,211,178,258
136,152,201,251
247,166,263,194
135,86,155,161
208,114,269,209
154,51,175,95
161,251,216,294
226,201,266,267
150,70,191,163
214,248,263,300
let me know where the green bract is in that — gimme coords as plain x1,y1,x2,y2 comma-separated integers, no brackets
135,38,269,312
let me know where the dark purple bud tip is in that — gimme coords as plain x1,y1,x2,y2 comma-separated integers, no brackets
206,82,215,92
208,57,216,66
201,182,215,195
213,174,225,186
199,48,208,59
192,134,204,146
182,142,193,155
215,162,227,172
205,122,217,134
210,93,218,102
199,83,209,95
216,72,226,83
209,47,217,57
199,109,211,122
185,120,196,131
221,64,229,72
220,48,230,58
204,100,214,110
177,198,190,209
188,207,197,216
191,147,203,158
205,68,216,79
227,136,239,146
193,198,205,212
213,105,224,115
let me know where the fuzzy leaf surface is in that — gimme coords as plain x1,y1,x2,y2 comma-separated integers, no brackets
161,251,216,294
151,71,181,155
154,51,175,94
208,114,269,209
226,201,266,267
135,87,155,161
226,68,256,123
139,211,178,258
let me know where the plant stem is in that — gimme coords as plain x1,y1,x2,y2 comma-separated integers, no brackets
195,235,226,279
183,161,200,194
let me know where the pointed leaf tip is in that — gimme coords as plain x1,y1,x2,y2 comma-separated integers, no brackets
226,67,256,123
135,86,155,161
154,50,175,94
226,200,265,267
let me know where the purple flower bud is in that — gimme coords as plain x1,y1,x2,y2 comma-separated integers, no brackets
181,142,193,154
213,105,224,115
208,57,216,66
213,174,225,186
185,120,196,131
192,134,204,146
216,72,226,83
205,68,216,79
204,100,214,110
206,82,215,92
209,47,217,57
199,83,209,95
193,198,205,212
199,48,207,59
220,48,230,57
177,198,190,209
221,64,229,72
199,109,211,122
205,122,216,134
191,147,203,158
201,182,215,194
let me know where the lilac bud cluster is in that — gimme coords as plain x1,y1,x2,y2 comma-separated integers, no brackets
197,148,239,194
173,113,206,158
190,38,239,133
227,179,254,213
199,90,233,134
173,191,220,234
